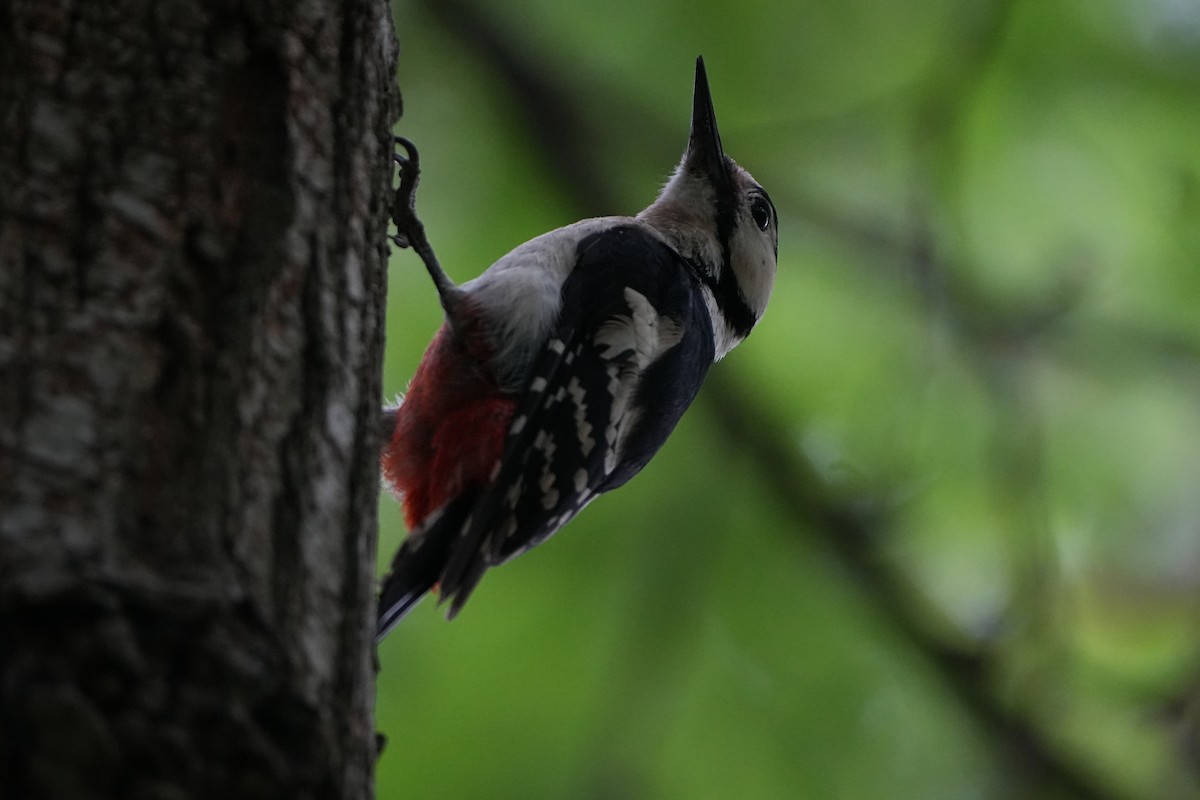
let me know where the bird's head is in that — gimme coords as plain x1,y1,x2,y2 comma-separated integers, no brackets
639,56,778,359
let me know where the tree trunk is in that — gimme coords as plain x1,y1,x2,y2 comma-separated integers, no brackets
0,0,397,797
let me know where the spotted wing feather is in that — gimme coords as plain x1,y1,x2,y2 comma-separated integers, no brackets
436,224,716,616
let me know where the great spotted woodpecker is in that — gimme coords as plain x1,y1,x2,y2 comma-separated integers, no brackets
379,57,777,639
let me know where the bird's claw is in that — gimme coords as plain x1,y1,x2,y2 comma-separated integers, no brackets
391,135,425,251
387,134,456,311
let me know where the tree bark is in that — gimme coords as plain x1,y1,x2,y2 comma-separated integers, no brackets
0,0,397,797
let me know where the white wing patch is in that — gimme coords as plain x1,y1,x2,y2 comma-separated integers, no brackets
593,287,685,475
566,376,595,457
533,429,559,509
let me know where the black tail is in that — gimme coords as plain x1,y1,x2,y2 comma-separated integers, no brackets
375,494,475,642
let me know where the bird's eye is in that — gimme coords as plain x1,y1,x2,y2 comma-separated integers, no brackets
750,197,772,231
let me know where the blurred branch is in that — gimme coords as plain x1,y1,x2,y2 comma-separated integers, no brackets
417,1,1172,798
703,370,1119,800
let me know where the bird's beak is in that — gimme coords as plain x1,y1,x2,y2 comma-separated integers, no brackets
686,56,731,193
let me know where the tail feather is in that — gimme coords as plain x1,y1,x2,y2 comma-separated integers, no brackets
376,493,475,642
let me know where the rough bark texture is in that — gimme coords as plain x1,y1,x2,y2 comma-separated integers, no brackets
0,0,397,797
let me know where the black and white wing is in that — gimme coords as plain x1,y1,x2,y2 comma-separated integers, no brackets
434,223,716,616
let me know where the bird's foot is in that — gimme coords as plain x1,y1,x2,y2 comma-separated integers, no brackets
390,135,427,251
388,134,460,315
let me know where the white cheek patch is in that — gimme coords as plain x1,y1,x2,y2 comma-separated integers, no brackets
730,222,777,324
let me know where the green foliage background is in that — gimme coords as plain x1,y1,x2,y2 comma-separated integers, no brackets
377,1,1200,797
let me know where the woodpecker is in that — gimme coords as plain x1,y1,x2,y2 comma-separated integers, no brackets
379,57,777,639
